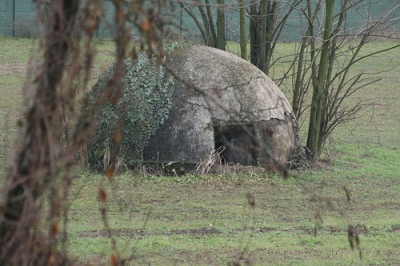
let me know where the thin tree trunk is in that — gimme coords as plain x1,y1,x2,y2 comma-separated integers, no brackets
264,1,278,75
180,3,209,45
292,36,308,118
306,0,335,159
197,0,215,46
216,0,226,50
259,0,268,72
205,0,218,47
249,0,259,66
249,0,296,74
239,0,247,59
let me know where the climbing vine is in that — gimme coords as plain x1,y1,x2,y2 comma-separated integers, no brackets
87,51,176,170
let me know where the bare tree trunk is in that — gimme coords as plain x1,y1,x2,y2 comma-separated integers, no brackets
180,2,210,44
0,0,80,264
259,0,268,72
292,36,309,119
205,0,218,46
291,0,321,121
249,0,259,66
216,0,226,50
181,0,225,49
306,0,335,159
239,0,247,59
264,0,278,73
196,0,215,46
249,0,298,75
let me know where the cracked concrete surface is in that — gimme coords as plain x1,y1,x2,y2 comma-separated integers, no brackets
143,45,299,165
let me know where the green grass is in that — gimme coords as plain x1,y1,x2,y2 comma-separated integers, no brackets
1,38,400,265
64,173,400,265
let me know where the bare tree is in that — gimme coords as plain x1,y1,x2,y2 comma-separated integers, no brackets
306,0,336,159
0,1,82,263
289,0,400,159
249,0,301,74
0,0,168,264
178,0,226,50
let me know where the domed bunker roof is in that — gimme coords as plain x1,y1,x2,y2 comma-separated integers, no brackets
87,45,299,169
145,45,298,166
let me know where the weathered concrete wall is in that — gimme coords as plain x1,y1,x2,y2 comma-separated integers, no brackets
143,45,299,165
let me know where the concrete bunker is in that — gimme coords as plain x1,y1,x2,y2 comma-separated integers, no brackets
87,45,300,170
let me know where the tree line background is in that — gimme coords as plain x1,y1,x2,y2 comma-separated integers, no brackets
1,0,399,40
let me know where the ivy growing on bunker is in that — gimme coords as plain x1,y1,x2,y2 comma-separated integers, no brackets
87,51,175,170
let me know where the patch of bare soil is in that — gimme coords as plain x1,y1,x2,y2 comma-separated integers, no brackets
75,227,221,238
0,63,27,76
389,225,400,232
74,225,396,239
168,228,221,235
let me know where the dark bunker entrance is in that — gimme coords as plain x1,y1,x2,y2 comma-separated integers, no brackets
214,125,258,166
